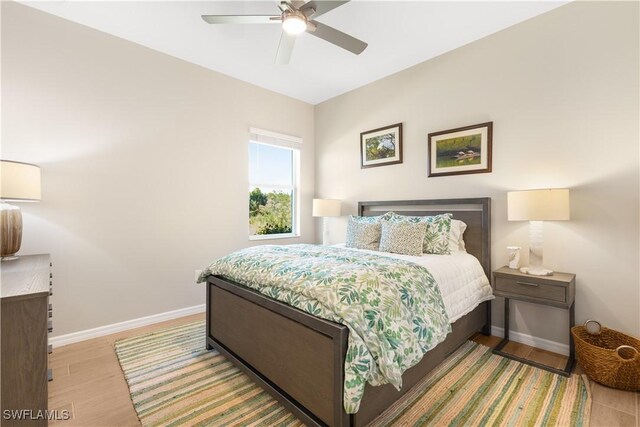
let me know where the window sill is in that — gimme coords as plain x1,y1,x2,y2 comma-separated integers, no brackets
249,233,300,241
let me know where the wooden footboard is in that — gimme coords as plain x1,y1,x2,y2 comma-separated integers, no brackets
207,276,350,427
207,276,490,427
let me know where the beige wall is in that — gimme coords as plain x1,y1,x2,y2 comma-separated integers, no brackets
1,2,315,336
315,2,640,344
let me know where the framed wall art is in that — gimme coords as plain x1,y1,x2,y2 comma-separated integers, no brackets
427,122,493,177
360,123,403,168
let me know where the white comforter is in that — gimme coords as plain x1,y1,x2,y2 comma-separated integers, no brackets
334,244,494,323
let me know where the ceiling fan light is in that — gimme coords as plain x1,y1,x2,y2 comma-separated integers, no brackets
282,12,307,35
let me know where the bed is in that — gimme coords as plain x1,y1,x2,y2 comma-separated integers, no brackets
203,198,492,427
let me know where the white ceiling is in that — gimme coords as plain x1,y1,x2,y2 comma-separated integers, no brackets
21,1,567,104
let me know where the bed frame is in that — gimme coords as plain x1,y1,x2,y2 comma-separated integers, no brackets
205,198,491,427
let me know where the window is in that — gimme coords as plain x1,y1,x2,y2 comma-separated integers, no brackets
248,128,301,239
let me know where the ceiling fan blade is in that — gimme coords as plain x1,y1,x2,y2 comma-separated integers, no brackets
308,21,367,54
275,31,297,65
302,1,350,18
201,15,281,24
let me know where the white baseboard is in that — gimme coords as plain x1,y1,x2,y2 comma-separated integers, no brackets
491,326,569,356
49,304,206,348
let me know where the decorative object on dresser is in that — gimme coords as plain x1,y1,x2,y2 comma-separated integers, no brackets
571,320,639,391
1,254,52,425
492,265,576,376
427,122,492,177
360,123,402,168
507,188,570,276
0,160,42,259
312,198,342,245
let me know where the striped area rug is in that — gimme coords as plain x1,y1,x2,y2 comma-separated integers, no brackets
114,321,303,426
115,321,591,427
369,341,591,427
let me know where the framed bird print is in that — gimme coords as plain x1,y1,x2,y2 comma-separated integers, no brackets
428,122,493,177
360,123,403,168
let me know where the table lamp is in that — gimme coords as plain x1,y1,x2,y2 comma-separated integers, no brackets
312,199,341,245
1,160,42,260
507,188,570,276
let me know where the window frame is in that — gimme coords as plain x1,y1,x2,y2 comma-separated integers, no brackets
248,128,301,241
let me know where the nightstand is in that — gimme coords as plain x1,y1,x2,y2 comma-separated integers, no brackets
492,266,576,376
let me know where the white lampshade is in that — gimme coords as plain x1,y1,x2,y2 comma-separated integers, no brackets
0,160,41,202
312,199,341,217
507,189,570,221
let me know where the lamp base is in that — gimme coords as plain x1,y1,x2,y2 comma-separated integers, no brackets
1,202,23,258
321,217,331,246
519,266,554,276
523,221,553,276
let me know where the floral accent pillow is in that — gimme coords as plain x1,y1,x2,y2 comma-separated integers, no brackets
346,217,382,250
379,221,427,256
388,213,453,255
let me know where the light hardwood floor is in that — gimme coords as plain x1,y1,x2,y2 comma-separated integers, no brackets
49,313,639,426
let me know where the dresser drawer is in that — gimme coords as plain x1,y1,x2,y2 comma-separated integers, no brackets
495,277,566,304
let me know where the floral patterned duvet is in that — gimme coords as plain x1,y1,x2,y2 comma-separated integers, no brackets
198,244,451,413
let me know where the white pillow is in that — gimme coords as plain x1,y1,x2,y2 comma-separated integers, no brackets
449,219,467,252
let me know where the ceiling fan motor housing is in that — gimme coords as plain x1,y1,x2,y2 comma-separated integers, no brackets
282,10,307,34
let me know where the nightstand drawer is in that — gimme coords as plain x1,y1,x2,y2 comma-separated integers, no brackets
495,277,566,303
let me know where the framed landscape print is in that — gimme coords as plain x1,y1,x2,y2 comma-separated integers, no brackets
427,122,493,177
360,123,403,168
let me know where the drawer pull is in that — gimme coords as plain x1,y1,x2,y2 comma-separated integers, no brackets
516,281,540,287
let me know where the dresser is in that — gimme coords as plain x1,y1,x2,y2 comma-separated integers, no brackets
1,254,51,426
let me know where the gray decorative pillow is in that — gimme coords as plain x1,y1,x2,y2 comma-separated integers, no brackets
388,213,453,255
379,221,427,256
346,217,382,250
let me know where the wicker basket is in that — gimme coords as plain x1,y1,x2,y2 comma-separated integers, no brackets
571,320,640,391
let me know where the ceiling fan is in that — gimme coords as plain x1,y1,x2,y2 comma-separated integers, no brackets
202,1,367,64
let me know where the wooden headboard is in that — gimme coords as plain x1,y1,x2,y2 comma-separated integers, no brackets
358,198,491,277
